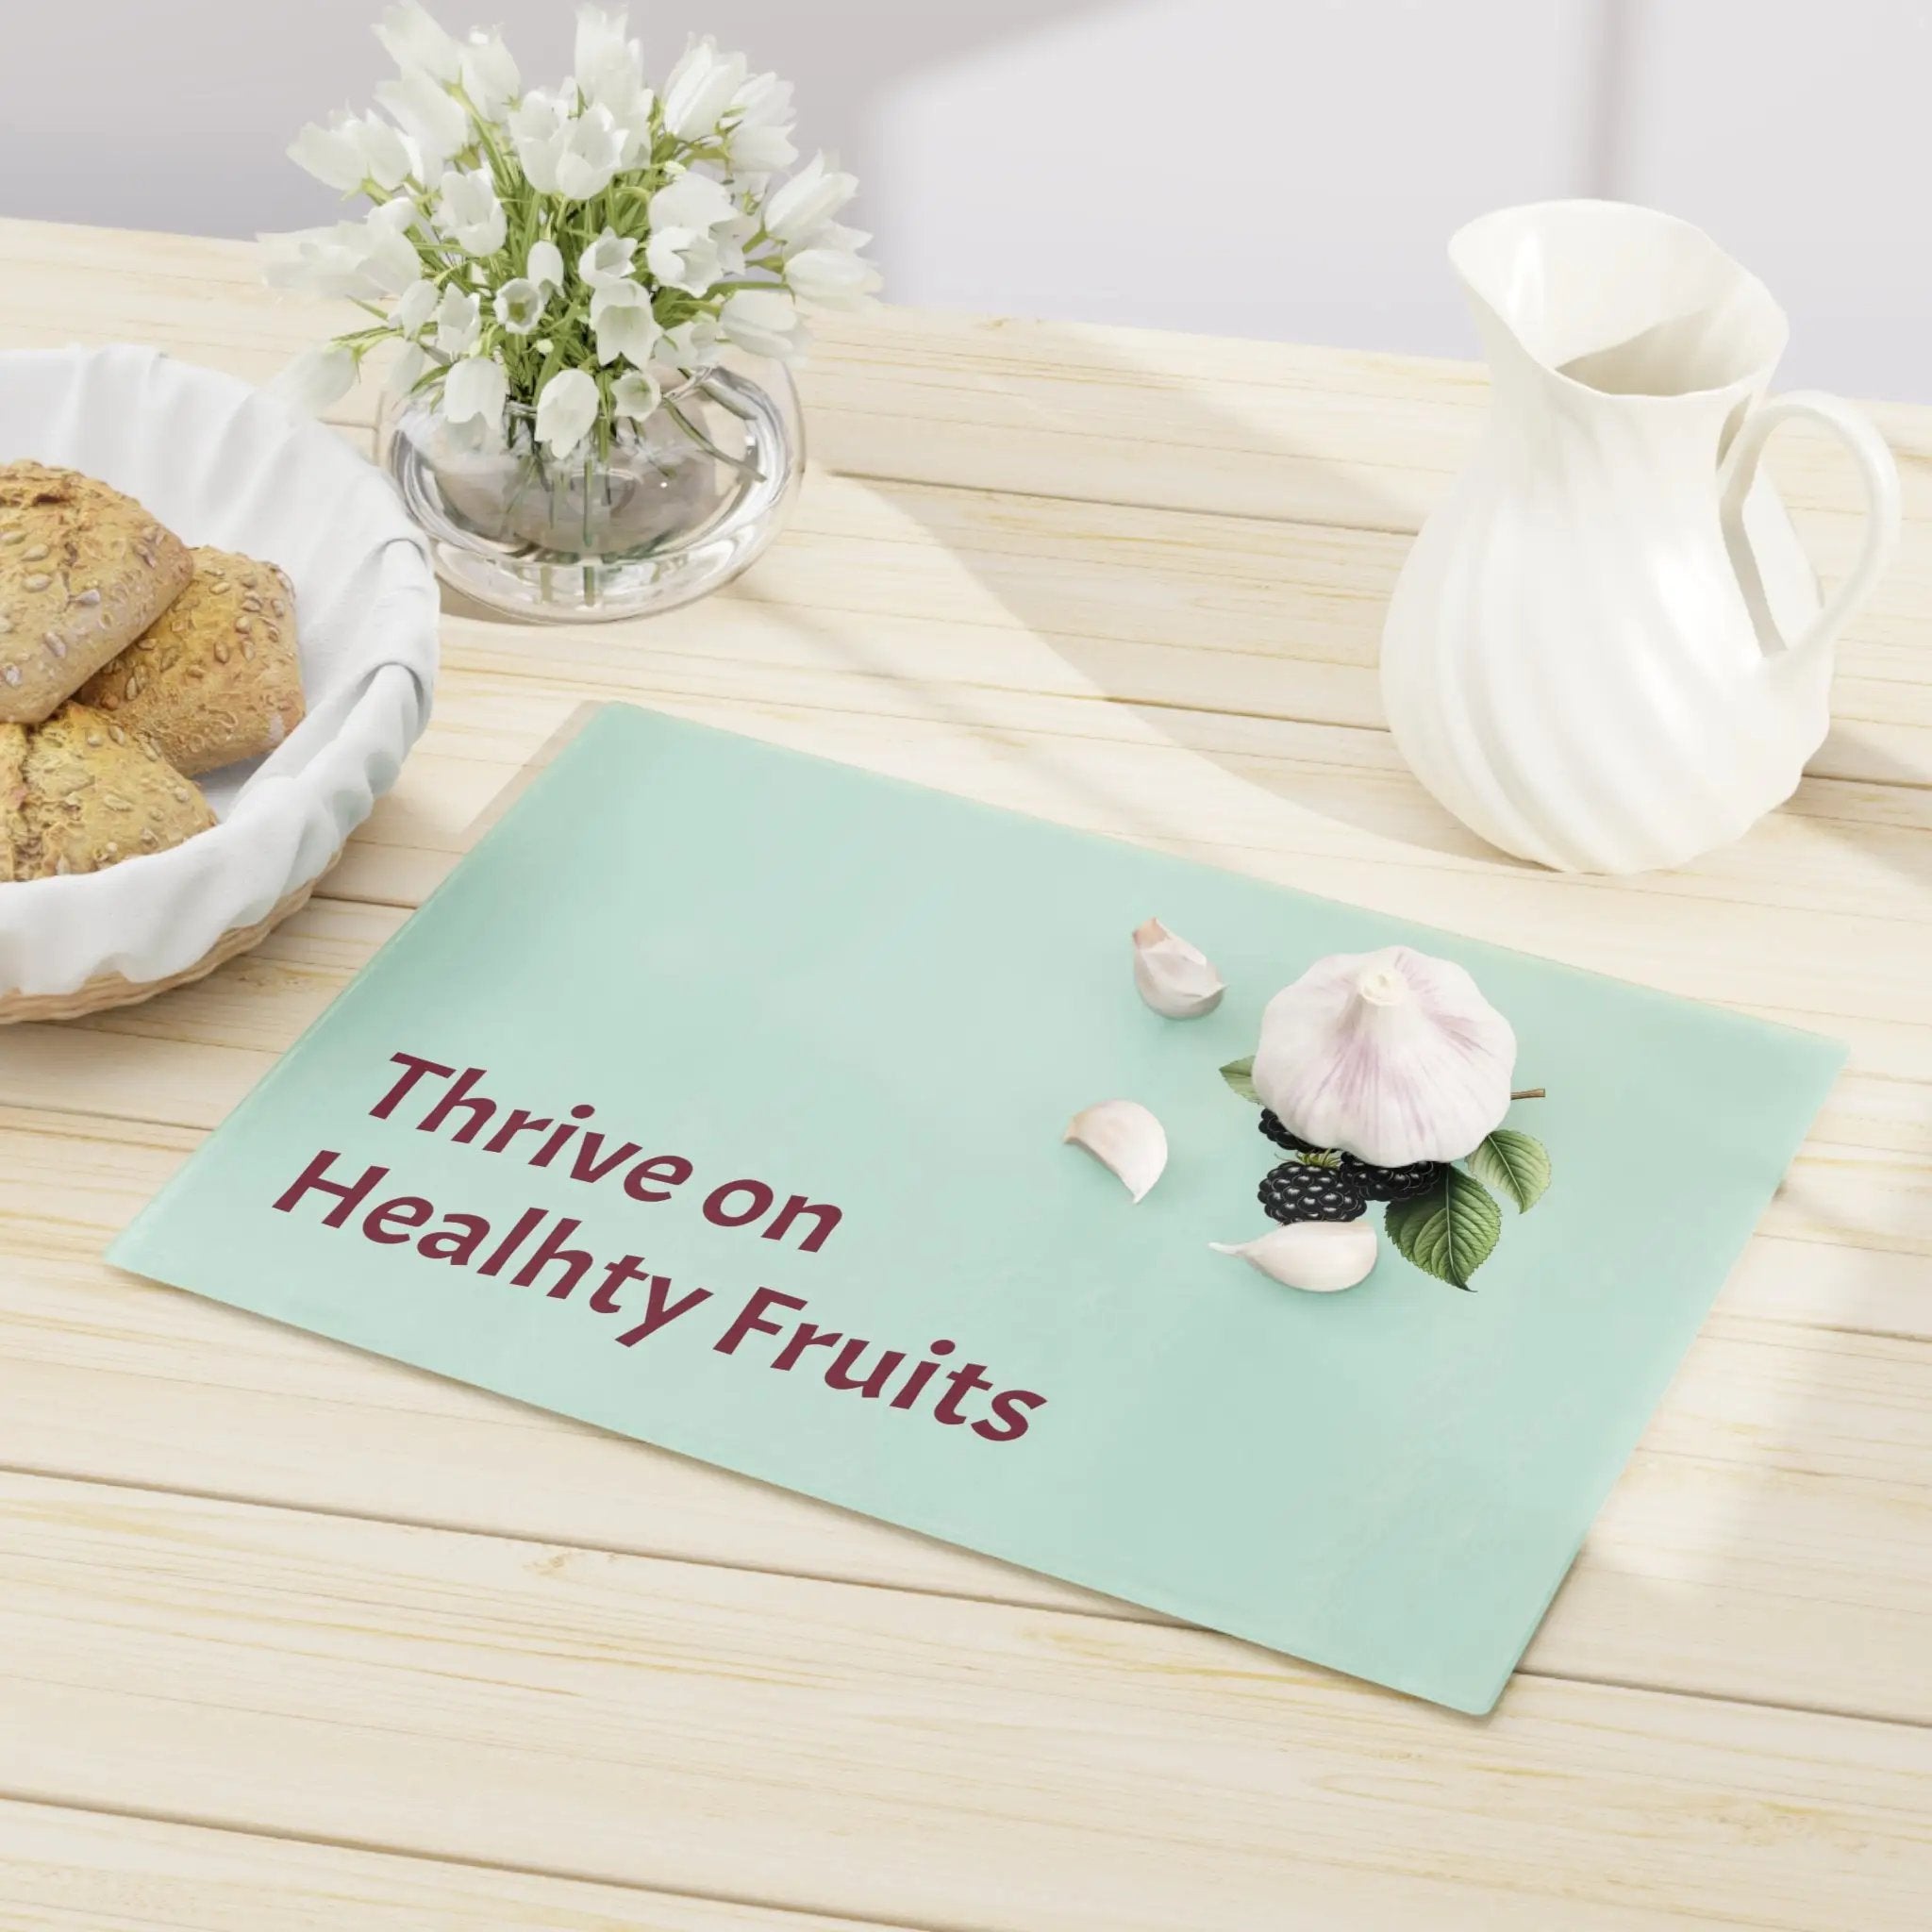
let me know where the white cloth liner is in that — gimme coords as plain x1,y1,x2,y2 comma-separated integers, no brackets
0,345,439,995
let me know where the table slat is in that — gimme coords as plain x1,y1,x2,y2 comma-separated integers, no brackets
2,217,1926,540
0,1798,891,1932
5,1474,1931,1932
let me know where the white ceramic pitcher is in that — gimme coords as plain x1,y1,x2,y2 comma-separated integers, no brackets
1380,201,1901,874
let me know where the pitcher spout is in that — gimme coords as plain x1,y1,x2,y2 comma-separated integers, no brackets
1450,201,1788,408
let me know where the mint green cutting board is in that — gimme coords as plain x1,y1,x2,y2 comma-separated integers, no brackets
111,704,1844,1712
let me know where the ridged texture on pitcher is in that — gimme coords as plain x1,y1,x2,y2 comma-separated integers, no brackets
1381,440,1832,875
1380,201,1839,876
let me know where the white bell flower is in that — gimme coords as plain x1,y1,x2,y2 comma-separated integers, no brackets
590,280,661,367
458,29,520,117
806,219,872,258
376,67,469,168
508,88,570,192
648,170,737,234
493,277,547,334
260,225,364,298
436,167,506,256
386,340,430,397
535,367,599,460
433,284,481,355
367,196,421,240
574,4,630,83
271,344,357,414
392,275,440,337
643,173,739,294
526,239,565,291
289,112,409,192
658,314,722,373
660,35,747,141
765,151,858,247
368,231,421,295
287,120,368,193
719,286,803,359
576,227,637,289
442,352,508,428
551,103,626,202
356,116,415,190
785,242,881,310
644,226,724,296
612,367,662,422
367,204,425,292
575,4,652,153
260,208,417,300
375,0,460,81
726,71,796,178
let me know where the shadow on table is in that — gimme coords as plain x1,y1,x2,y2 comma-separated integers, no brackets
425,321,1504,869
805,312,1511,869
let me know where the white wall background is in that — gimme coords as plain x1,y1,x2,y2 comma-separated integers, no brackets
1,0,1926,398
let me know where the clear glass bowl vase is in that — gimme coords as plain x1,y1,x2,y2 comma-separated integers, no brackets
378,358,803,622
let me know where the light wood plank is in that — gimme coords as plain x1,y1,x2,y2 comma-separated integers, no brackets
5,221,1927,789
449,588,1932,901
4,215,1926,539
0,1798,891,1932
397,467,1932,791
2,1105,1930,1722
754,468,1932,709
325,666,1932,929
5,1474,1931,1932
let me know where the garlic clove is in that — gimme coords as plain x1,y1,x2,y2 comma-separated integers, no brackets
1251,943,1516,1168
1210,1221,1378,1292
1131,917,1224,1019
1064,1100,1168,1203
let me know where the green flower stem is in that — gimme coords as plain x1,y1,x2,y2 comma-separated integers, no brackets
664,396,763,479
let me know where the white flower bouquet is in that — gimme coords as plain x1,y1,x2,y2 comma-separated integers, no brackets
266,1,877,472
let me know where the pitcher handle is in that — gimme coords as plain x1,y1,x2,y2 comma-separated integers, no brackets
1719,390,1902,665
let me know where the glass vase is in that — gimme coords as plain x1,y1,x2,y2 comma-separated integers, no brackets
378,358,803,622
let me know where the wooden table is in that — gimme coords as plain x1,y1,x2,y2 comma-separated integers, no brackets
2,217,1929,1931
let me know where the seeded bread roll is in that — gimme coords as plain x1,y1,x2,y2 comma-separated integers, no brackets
77,546,304,775
0,723,25,884
0,701,214,881
0,462,193,726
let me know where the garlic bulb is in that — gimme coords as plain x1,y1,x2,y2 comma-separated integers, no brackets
1063,1100,1167,1203
1251,944,1516,1168
1131,918,1224,1018
1210,1222,1378,1292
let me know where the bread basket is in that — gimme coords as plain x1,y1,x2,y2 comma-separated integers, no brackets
0,345,439,1019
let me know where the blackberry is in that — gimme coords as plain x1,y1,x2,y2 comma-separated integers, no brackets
1258,1159,1366,1224
1345,1158,1447,1204
1258,1108,1326,1156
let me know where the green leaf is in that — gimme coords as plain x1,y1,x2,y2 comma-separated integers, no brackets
1384,1168,1503,1290
1220,1057,1260,1105
1466,1129,1552,1212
